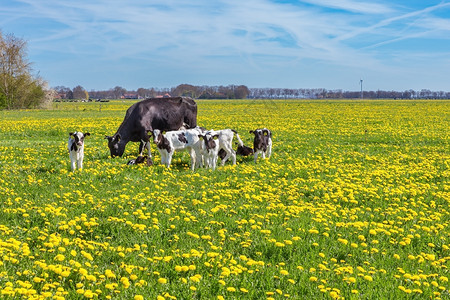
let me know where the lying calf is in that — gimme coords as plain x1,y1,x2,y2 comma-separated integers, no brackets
250,128,272,163
127,155,152,166
68,131,90,171
152,128,202,170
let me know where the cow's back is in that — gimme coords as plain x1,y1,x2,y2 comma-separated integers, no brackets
131,97,197,131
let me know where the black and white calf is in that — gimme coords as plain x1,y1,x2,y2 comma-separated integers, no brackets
198,132,220,170
206,129,245,166
250,128,272,163
68,132,90,171
152,128,202,170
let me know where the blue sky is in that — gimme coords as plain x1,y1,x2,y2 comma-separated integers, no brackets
1,0,450,91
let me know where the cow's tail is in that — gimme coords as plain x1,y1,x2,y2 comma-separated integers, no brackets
231,129,244,147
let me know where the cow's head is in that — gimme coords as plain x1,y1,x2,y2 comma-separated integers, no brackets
105,134,125,157
70,132,90,150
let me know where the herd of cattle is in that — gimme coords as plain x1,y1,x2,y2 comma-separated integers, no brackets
68,97,272,171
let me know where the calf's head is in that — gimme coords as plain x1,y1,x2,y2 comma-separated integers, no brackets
250,128,271,150
105,134,125,157
199,133,219,151
70,132,90,150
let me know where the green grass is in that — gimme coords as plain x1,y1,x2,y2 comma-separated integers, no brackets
0,99,448,299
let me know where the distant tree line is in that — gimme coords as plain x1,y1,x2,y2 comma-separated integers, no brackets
54,84,450,101
248,88,450,99
53,84,251,100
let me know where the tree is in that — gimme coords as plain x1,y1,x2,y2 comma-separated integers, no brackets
72,85,86,99
0,30,49,109
111,86,126,99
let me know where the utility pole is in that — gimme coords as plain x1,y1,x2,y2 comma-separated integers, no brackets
360,79,363,99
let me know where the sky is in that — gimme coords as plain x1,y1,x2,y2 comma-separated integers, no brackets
1,0,450,92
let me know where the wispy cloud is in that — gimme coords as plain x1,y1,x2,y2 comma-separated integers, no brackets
300,0,393,14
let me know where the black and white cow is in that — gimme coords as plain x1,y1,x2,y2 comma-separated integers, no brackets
250,128,272,163
106,97,197,163
68,132,90,171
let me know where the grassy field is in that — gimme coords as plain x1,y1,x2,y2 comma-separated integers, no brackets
0,99,448,299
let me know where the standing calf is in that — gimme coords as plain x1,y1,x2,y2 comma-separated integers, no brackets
152,128,202,170
250,128,272,163
198,132,220,170
207,129,245,166
68,132,90,171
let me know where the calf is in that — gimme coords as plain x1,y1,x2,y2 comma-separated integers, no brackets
207,129,244,166
152,128,202,170
68,132,90,171
236,145,254,156
198,132,220,170
250,128,272,163
127,155,152,166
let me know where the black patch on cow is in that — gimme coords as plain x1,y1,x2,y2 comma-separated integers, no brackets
218,149,226,160
178,133,188,144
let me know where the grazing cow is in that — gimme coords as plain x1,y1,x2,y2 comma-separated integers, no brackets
68,132,90,171
105,97,197,162
206,129,244,166
152,128,202,170
198,132,220,170
250,128,272,163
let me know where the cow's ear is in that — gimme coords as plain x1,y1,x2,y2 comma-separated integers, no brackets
84,132,90,137
116,134,121,142
249,130,254,134
69,132,74,137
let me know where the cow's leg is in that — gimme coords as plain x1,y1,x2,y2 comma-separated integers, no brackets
212,154,217,170
166,153,172,168
254,151,259,163
220,146,232,166
139,131,153,165
189,148,196,171
70,155,76,171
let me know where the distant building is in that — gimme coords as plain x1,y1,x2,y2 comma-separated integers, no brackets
155,93,171,98
121,93,138,99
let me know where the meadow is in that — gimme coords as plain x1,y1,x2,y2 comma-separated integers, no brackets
0,99,448,300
